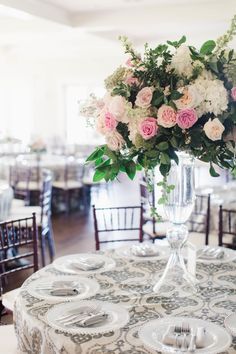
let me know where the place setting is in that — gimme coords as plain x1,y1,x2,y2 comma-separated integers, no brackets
115,243,169,260
52,253,116,274
46,299,130,335
196,246,236,263
26,275,100,301
138,316,232,353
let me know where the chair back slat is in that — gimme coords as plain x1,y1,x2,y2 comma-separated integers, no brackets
218,206,236,249
0,213,38,302
92,205,143,250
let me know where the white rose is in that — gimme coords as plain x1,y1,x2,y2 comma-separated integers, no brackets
171,45,193,78
105,131,125,151
108,95,126,121
203,118,225,141
175,85,203,110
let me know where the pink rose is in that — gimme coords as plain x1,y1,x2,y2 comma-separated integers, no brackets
176,108,198,129
108,95,126,121
231,87,236,101
104,112,118,132
157,105,177,128
135,87,153,108
139,117,158,140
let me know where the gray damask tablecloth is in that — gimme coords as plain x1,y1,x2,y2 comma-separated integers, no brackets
14,249,236,354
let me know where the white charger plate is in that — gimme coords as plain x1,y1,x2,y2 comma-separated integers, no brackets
115,244,169,260
27,275,100,301
196,246,236,263
139,316,232,354
224,313,236,336
53,253,116,274
46,300,130,334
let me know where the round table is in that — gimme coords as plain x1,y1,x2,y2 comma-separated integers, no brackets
14,248,236,353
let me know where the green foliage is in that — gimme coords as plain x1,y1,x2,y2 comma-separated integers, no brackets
200,40,216,55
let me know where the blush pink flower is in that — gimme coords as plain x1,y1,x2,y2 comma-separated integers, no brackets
108,95,126,121
125,57,134,67
139,117,158,140
106,131,125,151
104,112,118,132
135,87,153,108
176,108,198,129
125,74,139,86
231,87,236,101
157,105,177,128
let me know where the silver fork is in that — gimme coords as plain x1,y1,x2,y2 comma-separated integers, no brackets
57,305,101,323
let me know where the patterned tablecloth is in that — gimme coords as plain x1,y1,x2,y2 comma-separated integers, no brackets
14,248,236,354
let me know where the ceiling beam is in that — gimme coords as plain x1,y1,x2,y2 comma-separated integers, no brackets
0,0,72,26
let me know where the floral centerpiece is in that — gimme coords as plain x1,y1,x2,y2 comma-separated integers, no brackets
86,17,236,193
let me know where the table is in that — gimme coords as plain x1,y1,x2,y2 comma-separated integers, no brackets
14,248,236,353
0,182,13,221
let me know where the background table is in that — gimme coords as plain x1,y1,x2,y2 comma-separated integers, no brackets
0,182,13,221
14,249,236,353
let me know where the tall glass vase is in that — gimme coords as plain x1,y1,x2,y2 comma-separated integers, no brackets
153,152,197,294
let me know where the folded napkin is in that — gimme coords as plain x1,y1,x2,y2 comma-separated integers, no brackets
197,247,224,260
50,288,79,296
162,325,207,348
71,258,105,271
131,244,159,257
73,312,108,327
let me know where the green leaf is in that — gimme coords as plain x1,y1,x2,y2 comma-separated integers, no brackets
95,158,111,168
159,163,171,176
209,163,220,177
151,90,164,107
124,160,136,180
208,61,219,73
160,152,170,165
200,40,216,55
86,146,105,162
93,169,106,182
170,136,178,148
157,142,169,151
178,35,186,46
170,90,183,101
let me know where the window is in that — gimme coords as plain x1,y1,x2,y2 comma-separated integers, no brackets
65,84,105,145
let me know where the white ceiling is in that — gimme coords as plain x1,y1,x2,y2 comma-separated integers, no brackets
0,0,234,60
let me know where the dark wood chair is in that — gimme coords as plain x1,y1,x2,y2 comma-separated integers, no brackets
188,194,211,245
0,213,38,321
218,205,236,249
92,205,144,250
9,170,55,267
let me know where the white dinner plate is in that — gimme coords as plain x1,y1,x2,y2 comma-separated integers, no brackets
139,316,232,354
196,246,236,263
27,275,100,301
52,253,116,274
224,313,236,336
115,244,169,260
46,300,130,334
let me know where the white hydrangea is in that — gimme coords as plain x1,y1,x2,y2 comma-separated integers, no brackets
171,45,193,78
182,70,228,117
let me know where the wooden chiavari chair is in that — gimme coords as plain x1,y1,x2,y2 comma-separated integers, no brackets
92,205,144,250
0,213,38,321
218,206,236,249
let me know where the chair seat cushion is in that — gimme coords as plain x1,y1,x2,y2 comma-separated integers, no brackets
15,181,41,191
0,324,18,353
2,288,20,312
53,181,83,189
